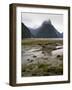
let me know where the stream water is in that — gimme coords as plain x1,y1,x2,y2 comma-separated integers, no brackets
21,45,63,65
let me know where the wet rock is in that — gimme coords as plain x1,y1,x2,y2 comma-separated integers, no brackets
42,51,45,54
27,59,30,61
45,43,48,45
42,45,46,48
33,55,37,58
30,59,34,62
57,55,61,58
38,43,42,46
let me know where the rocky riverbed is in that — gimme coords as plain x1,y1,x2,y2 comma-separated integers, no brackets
21,39,63,77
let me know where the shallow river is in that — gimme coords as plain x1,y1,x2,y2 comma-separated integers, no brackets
21,45,63,65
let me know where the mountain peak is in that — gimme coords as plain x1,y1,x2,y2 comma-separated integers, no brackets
42,19,52,26
47,19,51,24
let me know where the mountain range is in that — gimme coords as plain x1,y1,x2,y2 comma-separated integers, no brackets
22,20,63,39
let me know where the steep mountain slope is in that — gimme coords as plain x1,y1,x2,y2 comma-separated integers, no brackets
21,23,31,39
36,20,62,38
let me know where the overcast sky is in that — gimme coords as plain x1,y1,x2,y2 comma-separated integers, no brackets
21,13,63,33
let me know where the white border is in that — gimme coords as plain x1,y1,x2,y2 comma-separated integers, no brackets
16,7,68,83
